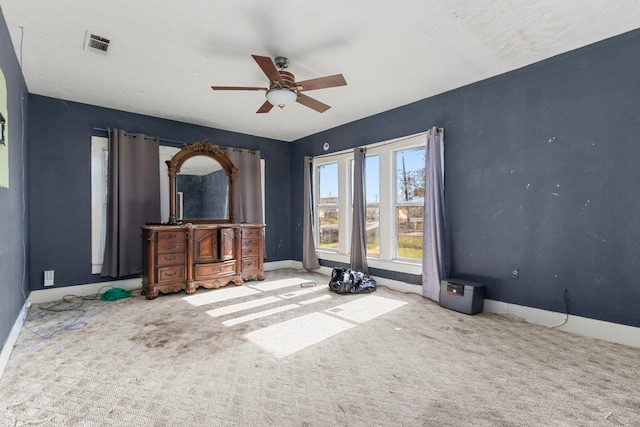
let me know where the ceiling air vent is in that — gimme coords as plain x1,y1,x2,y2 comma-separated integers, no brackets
84,33,111,54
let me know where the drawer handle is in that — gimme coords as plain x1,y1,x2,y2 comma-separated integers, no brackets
164,255,176,261
166,245,176,250
165,271,178,277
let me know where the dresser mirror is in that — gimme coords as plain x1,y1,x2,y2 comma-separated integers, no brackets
166,140,237,224
176,156,229,220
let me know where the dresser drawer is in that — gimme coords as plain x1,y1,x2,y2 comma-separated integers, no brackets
157,231,184,243
195,261,236,279
242,238,260,248
157,252,185,266
242,256,260,271
241,246,261,257
241,228,261,238
157,241,186,254
157,265,185,283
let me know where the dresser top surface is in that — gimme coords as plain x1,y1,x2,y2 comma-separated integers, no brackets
142,223,265,231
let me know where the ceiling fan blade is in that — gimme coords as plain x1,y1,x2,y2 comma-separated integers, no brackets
296,93,331,113
296,74,347,92
211,86,266,91
256,100,274,114
252,55,285,86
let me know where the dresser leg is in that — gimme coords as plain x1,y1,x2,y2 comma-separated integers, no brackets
185,281,196,294
144,287,159,300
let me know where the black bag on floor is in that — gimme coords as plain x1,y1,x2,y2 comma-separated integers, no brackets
328,267,376,294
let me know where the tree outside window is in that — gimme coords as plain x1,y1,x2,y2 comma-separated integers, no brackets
395,147,425,260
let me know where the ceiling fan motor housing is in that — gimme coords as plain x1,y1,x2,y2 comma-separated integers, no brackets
275,70,296,89
274,56,290,69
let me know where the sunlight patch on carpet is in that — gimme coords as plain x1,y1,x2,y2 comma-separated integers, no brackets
222,294,331,327
278,284,328,299
247,278,309,292
244,312,355,358
325,295,407,324
205,296,281,318
182,286,260,307
299,294,332,305
222,304,299,327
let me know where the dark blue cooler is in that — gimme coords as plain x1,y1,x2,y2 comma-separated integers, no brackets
439,279,485,315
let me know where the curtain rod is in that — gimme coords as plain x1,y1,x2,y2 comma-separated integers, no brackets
311,128,443,160
92,127,186,145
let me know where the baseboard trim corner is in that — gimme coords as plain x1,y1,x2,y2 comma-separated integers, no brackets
264,260,299,271
0,300,28,381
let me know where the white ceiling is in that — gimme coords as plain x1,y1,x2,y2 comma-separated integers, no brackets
2,1,640,142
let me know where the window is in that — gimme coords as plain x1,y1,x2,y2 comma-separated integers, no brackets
92,138,178,274
395,147,425,260
313,133,436,275
90,136,108,274
365,155,380,256
316,162,340,250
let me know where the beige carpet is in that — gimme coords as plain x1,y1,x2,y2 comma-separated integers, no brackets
1,269,639,427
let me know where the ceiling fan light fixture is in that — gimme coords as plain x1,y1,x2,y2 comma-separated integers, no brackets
266,88,297,109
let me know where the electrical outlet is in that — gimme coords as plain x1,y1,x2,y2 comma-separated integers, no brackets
510,268,519,279
44,270,54,287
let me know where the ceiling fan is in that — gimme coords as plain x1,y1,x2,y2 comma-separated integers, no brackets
211,55,347,114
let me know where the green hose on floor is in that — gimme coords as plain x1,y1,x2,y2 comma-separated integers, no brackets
100,288,131,301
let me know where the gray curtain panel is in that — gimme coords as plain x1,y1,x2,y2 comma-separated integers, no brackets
225,148,263,224
102,129,160,278
302,156,320,270
350,147,369,274
421,127,449,300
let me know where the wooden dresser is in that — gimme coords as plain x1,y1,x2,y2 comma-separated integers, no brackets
142,223,265,299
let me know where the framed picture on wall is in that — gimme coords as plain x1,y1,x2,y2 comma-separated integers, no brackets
0,65,8,188
0,111,6,144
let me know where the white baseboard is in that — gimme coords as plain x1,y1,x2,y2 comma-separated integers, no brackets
0,301,28,381
28,277,143,304
483,300,640,348
264,260,299,271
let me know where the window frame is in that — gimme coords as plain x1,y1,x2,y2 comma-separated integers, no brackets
363,154,380,257
314,158,351,254
312,133,432,276
90,136,108,274
393,146,427,262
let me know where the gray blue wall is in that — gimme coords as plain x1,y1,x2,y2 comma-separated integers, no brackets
0,9,29,349
292,29,640,328
28,95,292,290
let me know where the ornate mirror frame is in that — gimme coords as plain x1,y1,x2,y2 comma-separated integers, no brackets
166,140,237,224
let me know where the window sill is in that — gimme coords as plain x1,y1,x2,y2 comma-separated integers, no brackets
92,263,102,275
316,250,422,275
